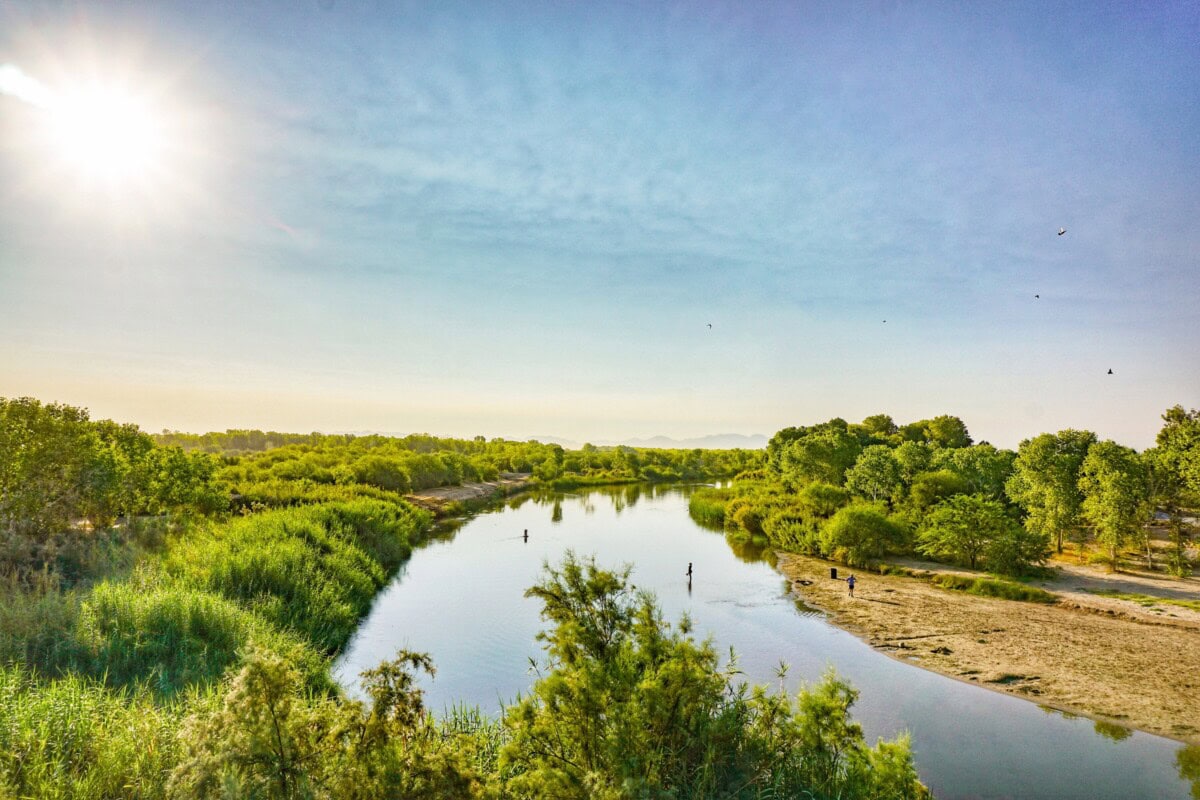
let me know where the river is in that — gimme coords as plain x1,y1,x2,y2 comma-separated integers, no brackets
335,484,1195,799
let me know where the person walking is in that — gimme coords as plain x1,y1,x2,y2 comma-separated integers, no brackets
686,562,693,580
847,573,856,597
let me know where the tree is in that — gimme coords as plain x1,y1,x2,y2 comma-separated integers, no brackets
918,495,1006,570
1079,441,1150,571
500,553,927,799
907,470,970,512
1005,430,1097,554
1156,405,1200,499
0,397,100,539
797,481,851,519
923,415,973,449
778,419,863,487
844,445,902,504
893,441,934,490
860,413,898,438
934,444,1016,501
171,647,479,800
820,503,908,566
898,415,972,448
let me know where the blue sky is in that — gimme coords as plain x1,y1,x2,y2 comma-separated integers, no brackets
1,1,1197,448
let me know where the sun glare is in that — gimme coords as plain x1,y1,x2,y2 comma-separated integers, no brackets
44,85,165,185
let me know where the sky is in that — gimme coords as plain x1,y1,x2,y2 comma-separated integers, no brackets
0,1,1197,449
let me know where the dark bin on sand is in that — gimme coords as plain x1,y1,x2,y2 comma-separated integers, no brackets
830,567,838,580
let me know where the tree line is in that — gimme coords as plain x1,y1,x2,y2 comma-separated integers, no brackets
696,408,1198,577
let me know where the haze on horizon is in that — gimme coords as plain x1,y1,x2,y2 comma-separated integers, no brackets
1,1,1197,451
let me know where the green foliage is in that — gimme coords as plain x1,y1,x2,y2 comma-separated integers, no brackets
797,481,851,518
928,574,1057,603
933,444,1016,500
820,503,908,566
1006,430,1097,554
216,432,762,510
845,445,902,504
75,578,329,695
162,500,427,653
1078,441,1150,570
170,646,482,800
500,553,927,799
907,469,972,511
778,419,863,487
918,494,1046,575
0,397,227,574
0,665,184,799
687,487,732,528
1156,406,1200,499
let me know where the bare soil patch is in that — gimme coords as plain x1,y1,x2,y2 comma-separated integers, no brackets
775,553,1200,744
406,473,532,512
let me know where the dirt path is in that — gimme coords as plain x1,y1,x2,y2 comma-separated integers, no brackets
775,553,1200,744
406,473,532,512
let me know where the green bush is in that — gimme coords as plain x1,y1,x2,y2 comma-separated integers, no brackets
820,503,907,566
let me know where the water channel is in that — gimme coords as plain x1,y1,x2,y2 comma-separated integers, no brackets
335,484,1196,799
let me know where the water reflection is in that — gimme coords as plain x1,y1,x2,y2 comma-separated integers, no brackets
1177,745,1200,799
1094,720,1134,742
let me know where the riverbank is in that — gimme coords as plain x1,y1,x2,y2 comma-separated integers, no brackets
405,472,533,514
776,552,1200,744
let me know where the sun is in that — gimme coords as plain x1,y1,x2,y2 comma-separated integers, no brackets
43,84,165,186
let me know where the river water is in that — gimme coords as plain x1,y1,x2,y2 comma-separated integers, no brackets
335,484,1195,799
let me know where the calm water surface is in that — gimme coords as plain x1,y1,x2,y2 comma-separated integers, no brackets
336,485,1196,800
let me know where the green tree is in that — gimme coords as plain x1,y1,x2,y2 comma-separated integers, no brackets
893,441,934,491
797,481,851,519
898,415,972,448
171,647,478,800
1079,441,1150,571
907,469,971,512
779,419,863,487
918,495,1001,570
820,503,907,566
1156,405,1200,499
918,494,1045,574
500,553,926,799
1005,430,1097,554
844,445,902,504
860,413,898,439
934,444,1016,500
0,397,99,539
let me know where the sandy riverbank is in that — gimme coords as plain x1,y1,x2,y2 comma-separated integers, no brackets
775,552,1200,744
405,473,532,513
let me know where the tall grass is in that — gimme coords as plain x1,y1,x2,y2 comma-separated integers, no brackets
930,573,1057,603
161,499,428,654
688,487,733,528
75,578,330,694
0,665,190,799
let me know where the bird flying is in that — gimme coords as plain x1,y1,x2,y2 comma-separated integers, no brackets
1107,369,1114,375
1058,228,1066,236
706,323,712,329
1035,294,1040,299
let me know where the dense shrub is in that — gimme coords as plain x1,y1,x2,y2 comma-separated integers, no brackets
820,504,908,566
